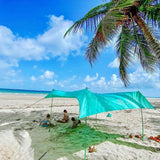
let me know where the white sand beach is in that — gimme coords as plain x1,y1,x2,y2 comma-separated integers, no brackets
0,93,160,160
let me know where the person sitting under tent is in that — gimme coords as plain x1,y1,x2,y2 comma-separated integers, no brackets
57,109,70,123
71,117,81,128
40,113,51,127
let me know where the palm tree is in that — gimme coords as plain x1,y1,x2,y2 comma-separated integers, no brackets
64,0,160,86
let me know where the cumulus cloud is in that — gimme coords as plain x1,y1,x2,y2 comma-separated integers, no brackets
0,59,18,69
56,75,77,87
40,70,54,79
84,73,98,82
0,59,20,85
91,77,107,89
95,77,106,87
29,66,160,96
30,71,78,89
108,58,119,68
89,75,122,92
30,70,55,84
0,15,87,65
0,26,45,60
107,74,123,88
89,67,160,93
129,67,160,89
0,15,87,87
38,15,87,59
45,80,57,86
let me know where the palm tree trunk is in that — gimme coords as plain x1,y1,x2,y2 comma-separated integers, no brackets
133,15,160,59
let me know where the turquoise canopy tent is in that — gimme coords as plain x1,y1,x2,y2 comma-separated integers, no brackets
45,88,154,119
45,88,155,160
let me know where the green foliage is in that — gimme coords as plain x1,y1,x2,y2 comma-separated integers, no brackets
85,22,106,65
64,0,160,87
144,4,160,27
64,2,115,37
116,26,134,86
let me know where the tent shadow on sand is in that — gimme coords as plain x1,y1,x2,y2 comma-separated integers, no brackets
37,122,160,160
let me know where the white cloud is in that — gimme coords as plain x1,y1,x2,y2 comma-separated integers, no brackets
108,58,119,68
30,71,78,89
40,70,54,79
91,77,107,88
37,15,87,59
58,82,65,88
90,75,122,91
0,15,87,87
7,70,17,77
96,77,107,87
45,80,57,86
29,66,159,96
37,15,86,59
89,67,160,93
0,15,87,64
67,75,77,82
84,73,99,82
30,70,55,84
107,74,123,88
0,26,45,60
10,79,23,83
129,67,160,89
30,76,36,81
55,75,77,88
0,59,18,69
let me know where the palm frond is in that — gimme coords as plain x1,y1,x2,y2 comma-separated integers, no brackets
64,0,136,38
115,25,134,86
136,31,157,72
139,0,153,7
144,4,160,27
64,2,115,37
86,0,137,68
129,14,157,71
139,50,156,72
85,22,106,66
84,0,133,66
129,10,160,60
101,0,139,43
64,0,160,88
117,0,138,8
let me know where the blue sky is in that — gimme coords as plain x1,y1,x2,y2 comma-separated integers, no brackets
0,0,159,97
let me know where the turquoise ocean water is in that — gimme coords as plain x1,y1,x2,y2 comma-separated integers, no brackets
0,88,50,95
0,88,159,98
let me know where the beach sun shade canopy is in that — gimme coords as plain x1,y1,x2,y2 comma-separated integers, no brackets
45,88,155,119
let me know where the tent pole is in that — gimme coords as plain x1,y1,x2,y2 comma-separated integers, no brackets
49,97,53,132
141,108,144,141
84,117,87,160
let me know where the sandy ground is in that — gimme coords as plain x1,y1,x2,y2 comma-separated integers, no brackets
0,93,160,160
